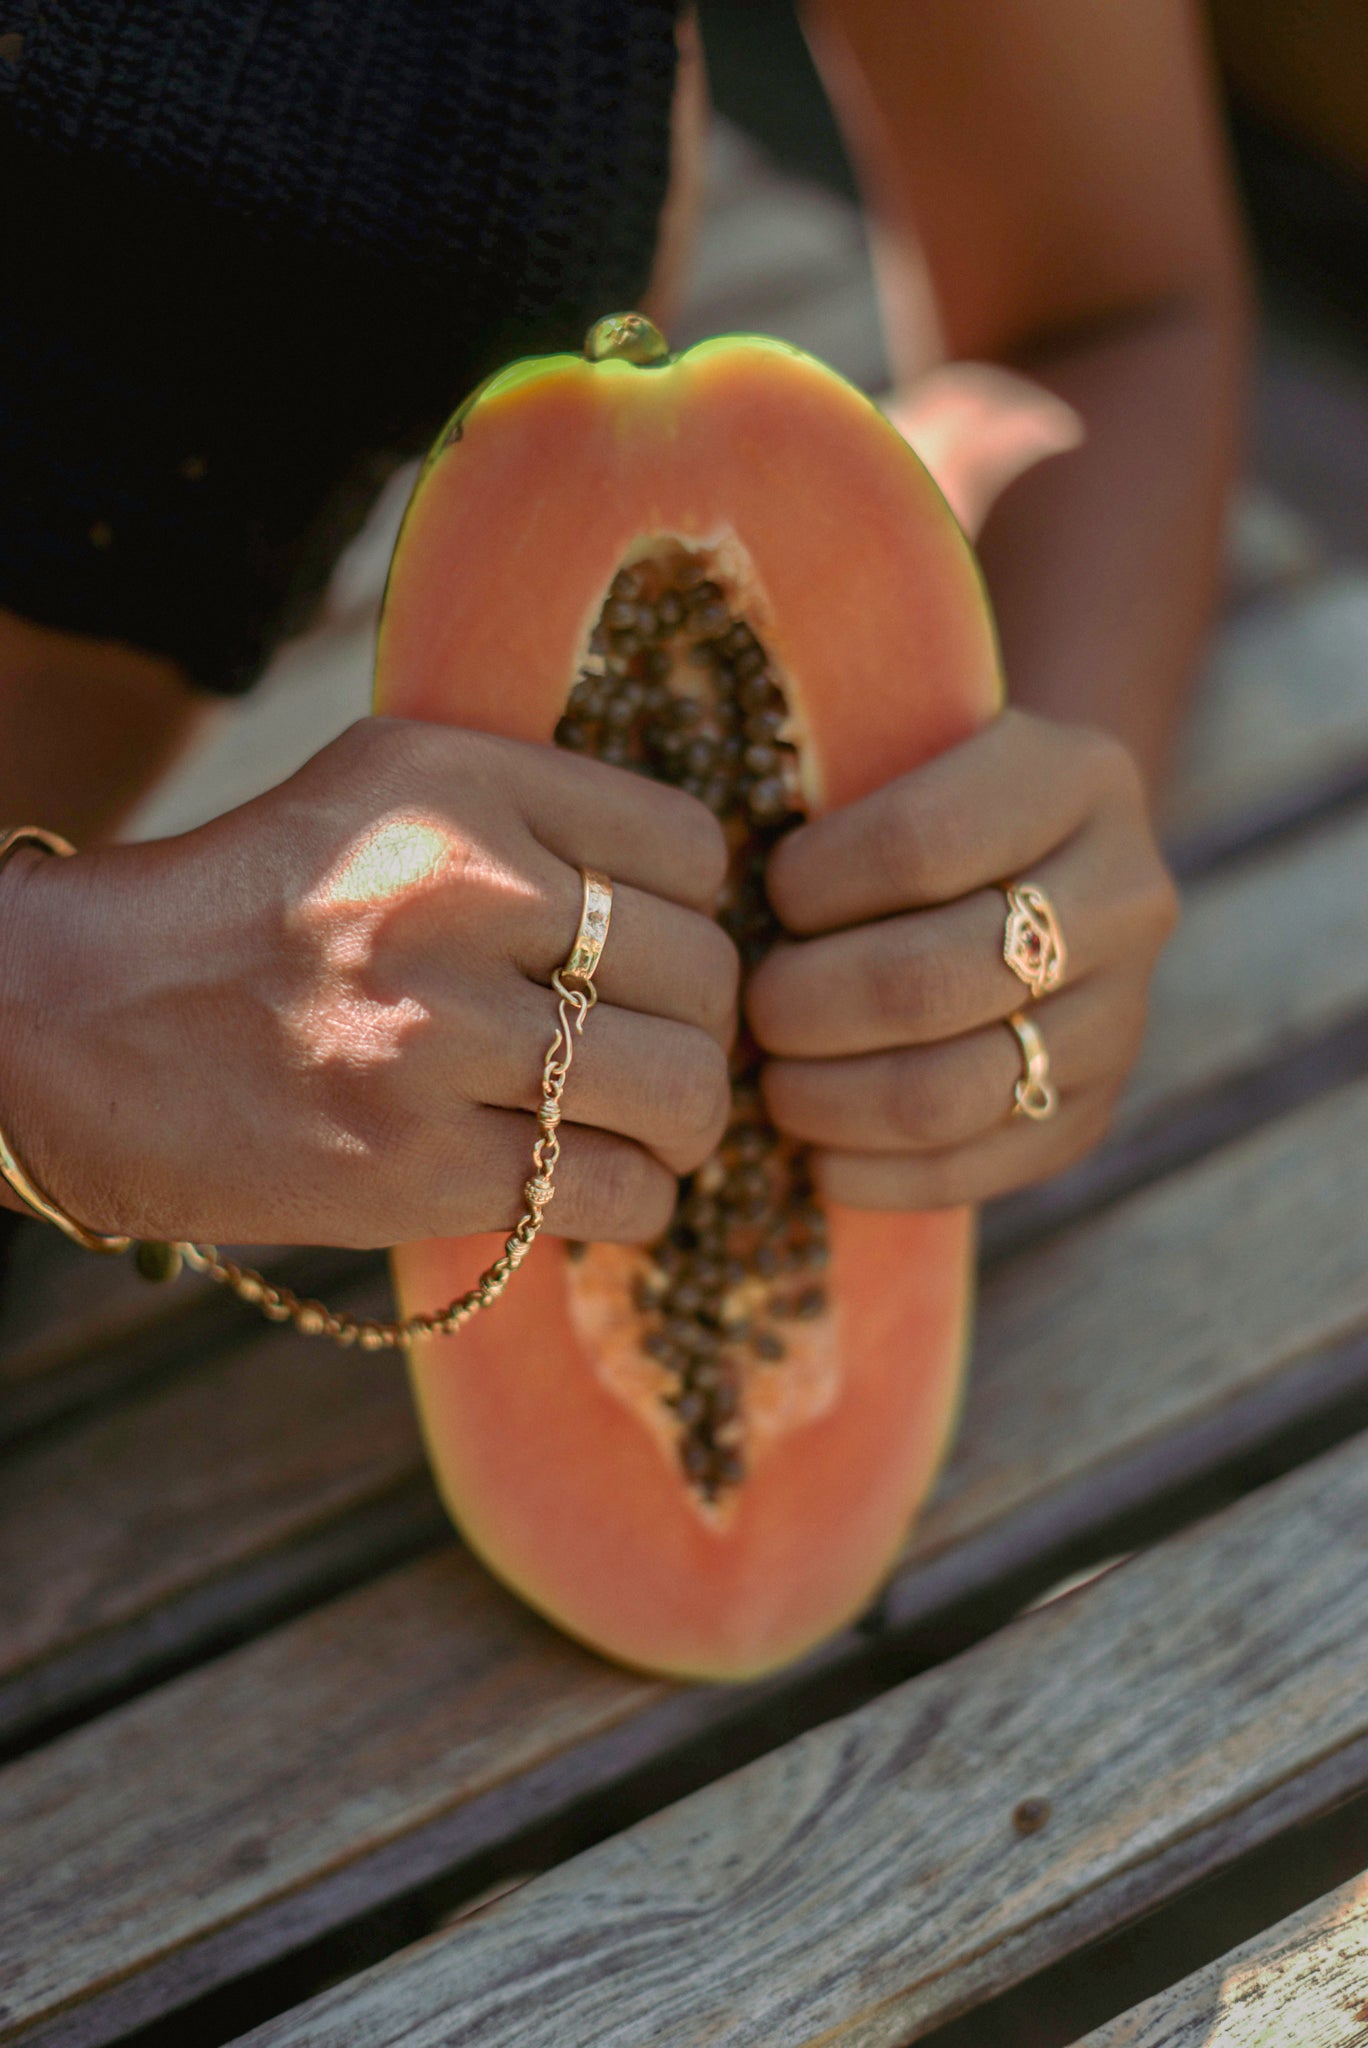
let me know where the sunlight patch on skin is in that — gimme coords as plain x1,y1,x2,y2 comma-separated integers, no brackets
318,813,464,908
278,811,543,1167
283,983,432,1074
299,809,543,979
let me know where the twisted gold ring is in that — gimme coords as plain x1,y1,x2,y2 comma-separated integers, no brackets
560,866,613,1003
1006,1010,1058,1122
1003,881,1066,998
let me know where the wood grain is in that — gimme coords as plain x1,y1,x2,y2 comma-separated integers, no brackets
6,1079,1368,2043
236,1432,1368,2048
0,1283,420,1744
918,1075,1368,1562
0,1229,377,1442
1123,799,1368,1129
8,777,1368,1752
1166,569,1368,851
1078,1871,1368,2046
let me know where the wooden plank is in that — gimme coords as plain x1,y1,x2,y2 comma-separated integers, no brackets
0,1229,379,1446
7,1078,1368,2043
1166,568,1368,864
0,1272,429,1754
915,1073,1368,1564
1078,1871,1368,2046
985,795,1368,1255
8,779,1367,1750
1125,800,1368,1128
234,1429,1368,2048
8,803,1368,1754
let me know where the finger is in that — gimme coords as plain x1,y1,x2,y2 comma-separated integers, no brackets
749,818,1148,1059
404,833,738,1045
501,736,729,912
761,981,1133,1153
517,858,740,1047
766,709,1140,934
454,1107,679,1245
814,1088,1117,1211
484,986,731,1177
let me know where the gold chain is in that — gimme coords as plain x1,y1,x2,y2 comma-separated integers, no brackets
173,970,594,1348
0,825,604,1350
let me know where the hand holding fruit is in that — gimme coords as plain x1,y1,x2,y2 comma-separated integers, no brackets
749,707,1179,1208
0,718,738,1249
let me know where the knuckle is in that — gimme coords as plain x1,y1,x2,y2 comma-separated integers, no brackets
864,926,963,1039
742,945,788,1051
1151,863,1182,941
877,781,945,905
582,1138,675,1243
636,783,728,909
880,1051,948,1146
695,919,741,1039
1063,1092,1116,1162
1076,722,1139,797
666,1030,732,1158
907,1048,984,1146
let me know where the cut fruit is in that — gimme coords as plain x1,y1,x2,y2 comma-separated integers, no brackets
375,315,1002,1680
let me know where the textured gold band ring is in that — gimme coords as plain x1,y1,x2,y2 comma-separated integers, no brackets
1006,1009,1058,1122
560,866,613,1003
1003,880,1067,998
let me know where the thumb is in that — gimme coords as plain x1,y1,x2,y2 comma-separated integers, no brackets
882,363,1084,540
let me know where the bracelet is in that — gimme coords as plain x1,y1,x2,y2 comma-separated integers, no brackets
0,828,611,1350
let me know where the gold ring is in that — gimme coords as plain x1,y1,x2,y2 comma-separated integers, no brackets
558,866,613,1003
1006,1010,1058,1121
1003,881,1066,998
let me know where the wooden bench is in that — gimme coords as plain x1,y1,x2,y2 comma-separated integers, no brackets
4,122,1368,2048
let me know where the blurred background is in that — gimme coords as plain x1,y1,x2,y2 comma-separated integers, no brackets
127,0,1368,870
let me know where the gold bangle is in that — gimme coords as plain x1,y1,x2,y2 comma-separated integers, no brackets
0,830,611,1350
0,827,133,1254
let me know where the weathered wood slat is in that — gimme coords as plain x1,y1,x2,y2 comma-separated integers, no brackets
0,1274,427,1753
235,1430,1368,2048
6,1078,1368,2043
986,795,1368,1255
1078,1871,1368,2046
1166,568,1368,867
0,1233,378,1444
1125,800,1368,1127
7,785,1368,1753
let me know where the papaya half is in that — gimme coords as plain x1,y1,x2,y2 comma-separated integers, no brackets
375,313,1002,1681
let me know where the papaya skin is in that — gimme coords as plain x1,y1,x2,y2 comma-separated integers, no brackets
375,324,1002,1680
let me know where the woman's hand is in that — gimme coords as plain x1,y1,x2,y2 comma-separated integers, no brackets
746,708,1178,1209
0,718,738,1249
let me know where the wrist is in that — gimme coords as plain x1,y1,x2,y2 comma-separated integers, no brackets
0,840,122,1236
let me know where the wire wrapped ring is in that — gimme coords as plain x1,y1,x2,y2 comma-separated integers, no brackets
1003,880,1067,998
1006,1009,1058,1122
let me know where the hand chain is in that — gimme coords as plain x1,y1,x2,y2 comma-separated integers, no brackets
0,830,608,1349
176,971,594,1349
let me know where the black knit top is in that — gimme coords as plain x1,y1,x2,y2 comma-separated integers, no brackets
0,2,680,691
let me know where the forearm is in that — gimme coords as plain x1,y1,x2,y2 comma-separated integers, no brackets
0,611,206,844
973,291,1248,797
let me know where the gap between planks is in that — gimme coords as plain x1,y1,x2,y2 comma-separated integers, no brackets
6,1074,1368,2043
228,1427,1368,2048
1074,1869,1368,2048
4,795,1368,1753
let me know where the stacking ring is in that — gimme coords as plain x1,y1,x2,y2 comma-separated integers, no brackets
1006,1010,1058,1121
1002,881,1066,998
558,866,613,1004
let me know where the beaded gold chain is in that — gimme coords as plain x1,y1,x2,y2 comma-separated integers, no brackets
0,827,604,1350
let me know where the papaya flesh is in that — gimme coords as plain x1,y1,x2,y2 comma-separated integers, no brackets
375,314,1002,1681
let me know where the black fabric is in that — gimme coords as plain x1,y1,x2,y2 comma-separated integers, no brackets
0,2,679,691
